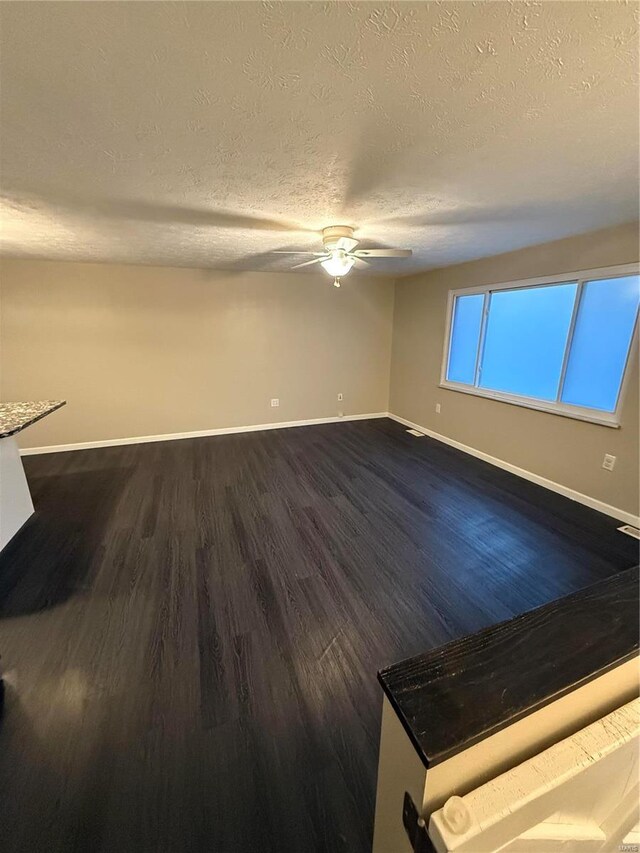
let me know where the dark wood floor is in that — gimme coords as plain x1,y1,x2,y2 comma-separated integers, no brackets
0,418,636,853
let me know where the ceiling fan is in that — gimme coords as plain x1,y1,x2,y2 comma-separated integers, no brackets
273,226,412,286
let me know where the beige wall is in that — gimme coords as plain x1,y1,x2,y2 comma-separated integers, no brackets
390,222,640,516
0,260,394,448
2,222,638,517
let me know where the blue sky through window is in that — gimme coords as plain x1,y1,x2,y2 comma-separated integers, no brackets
445,272,639,419
447,294,484,385
479,283,577,400
561,275,640,412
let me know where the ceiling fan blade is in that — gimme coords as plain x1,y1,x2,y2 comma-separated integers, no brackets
292,257,325,269
335,236,359,252
272,251,326,256
353,248,412,258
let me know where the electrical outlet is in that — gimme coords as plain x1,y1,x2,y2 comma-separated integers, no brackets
270,398,279,408
337,393,343,402
435,403,441,414
602,453,616,471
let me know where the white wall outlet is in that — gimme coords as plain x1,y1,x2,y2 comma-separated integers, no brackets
270,398,279,408
337,393,343,402
602,453,616,471
435,403,441,414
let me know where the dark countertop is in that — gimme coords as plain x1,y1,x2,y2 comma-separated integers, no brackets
378,565,639,769
0,400,66,438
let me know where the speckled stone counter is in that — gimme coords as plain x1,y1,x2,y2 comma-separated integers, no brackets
0,400,66,550
0,400,66,438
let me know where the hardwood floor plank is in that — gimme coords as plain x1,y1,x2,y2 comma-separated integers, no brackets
0,418,636,852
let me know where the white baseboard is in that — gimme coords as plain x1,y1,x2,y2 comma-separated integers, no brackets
19,412,388,456
388,412,640,527
19,409,638,526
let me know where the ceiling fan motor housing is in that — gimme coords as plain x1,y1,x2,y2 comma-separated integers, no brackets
322,225,358,252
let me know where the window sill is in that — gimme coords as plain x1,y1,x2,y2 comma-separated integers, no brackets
438,382,621,428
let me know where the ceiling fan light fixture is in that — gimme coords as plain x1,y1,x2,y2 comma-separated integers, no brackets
320,250,355,278
273,224,412,279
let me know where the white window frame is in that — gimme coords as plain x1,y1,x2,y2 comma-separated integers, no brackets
439,263,640,429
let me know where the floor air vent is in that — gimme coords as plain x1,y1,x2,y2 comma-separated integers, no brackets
406,429,425,437
617,524,640,540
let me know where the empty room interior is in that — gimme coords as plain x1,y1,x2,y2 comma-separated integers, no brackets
0,3,639,852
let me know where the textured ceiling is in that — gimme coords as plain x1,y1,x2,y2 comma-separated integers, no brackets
0,1,638,275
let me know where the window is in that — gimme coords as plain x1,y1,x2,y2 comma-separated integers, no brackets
442,265,640,426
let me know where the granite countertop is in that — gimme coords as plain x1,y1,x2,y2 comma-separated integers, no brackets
0,400,66,438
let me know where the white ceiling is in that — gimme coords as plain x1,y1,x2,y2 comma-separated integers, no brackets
0,1,638,276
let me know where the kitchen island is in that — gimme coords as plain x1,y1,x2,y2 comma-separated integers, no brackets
0,400,65,550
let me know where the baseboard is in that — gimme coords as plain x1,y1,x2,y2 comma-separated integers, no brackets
19,412,388,456
388,412,640,527
19,410,639,526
